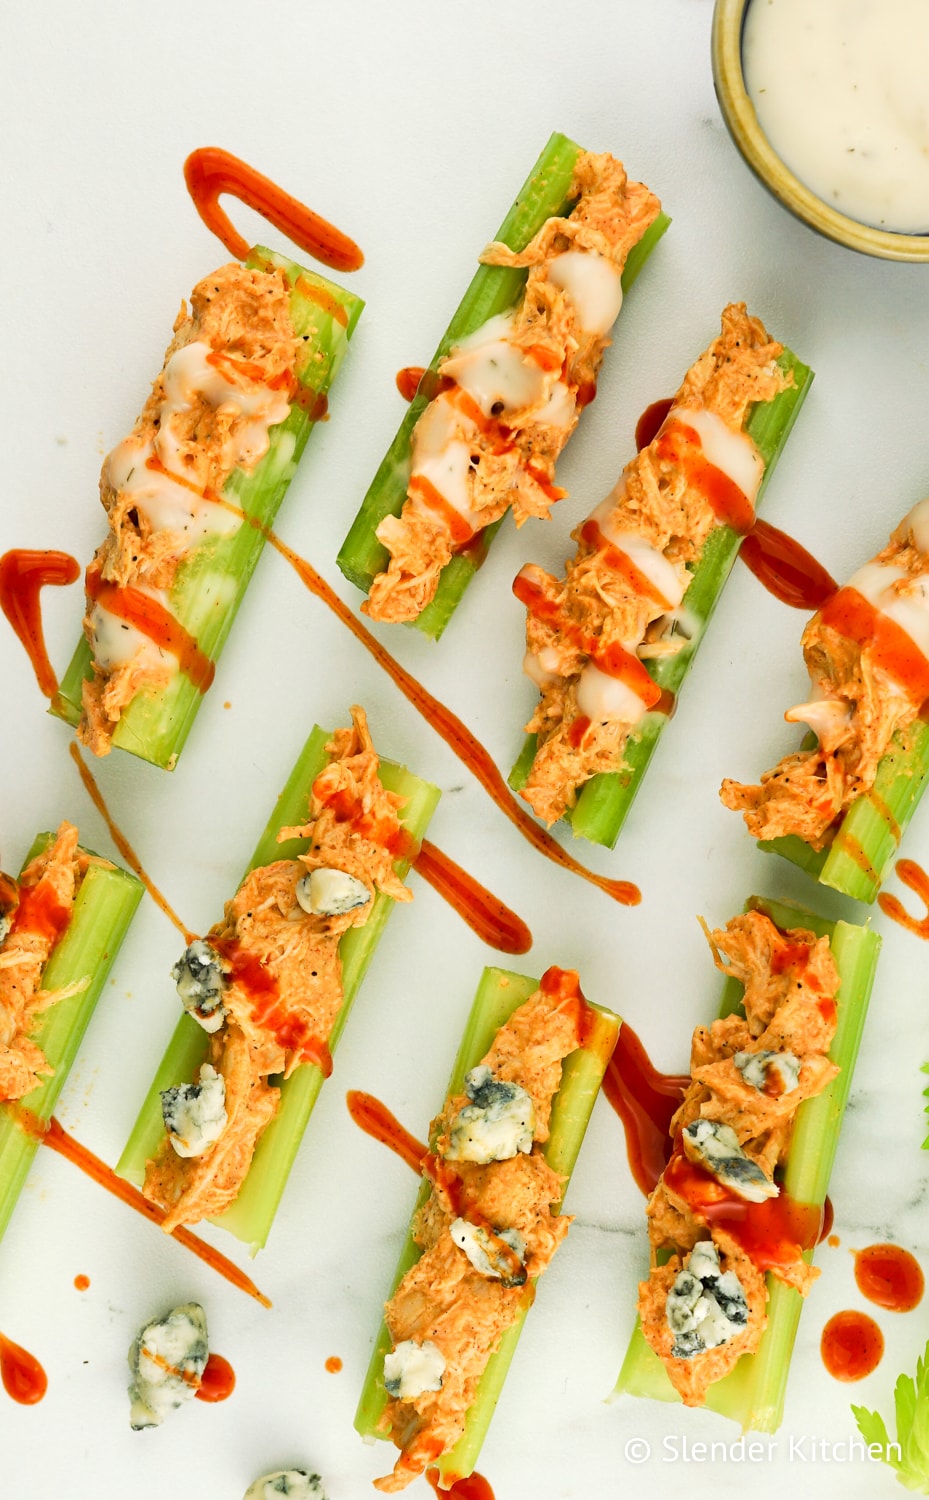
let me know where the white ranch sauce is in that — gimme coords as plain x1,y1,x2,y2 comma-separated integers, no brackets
742,0,929,232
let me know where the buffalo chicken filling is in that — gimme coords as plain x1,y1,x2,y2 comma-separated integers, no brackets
639,909,839,1406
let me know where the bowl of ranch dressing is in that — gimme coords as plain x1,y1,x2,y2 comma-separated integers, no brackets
712,0,929,260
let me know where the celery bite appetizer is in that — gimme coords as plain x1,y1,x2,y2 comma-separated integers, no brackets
337,131,669,640
722,497,929,902
356,964,619,1491
118,709,439,1252
52,249,363,770
509,304,813,846
0,823,142,1243
616,896,880,1430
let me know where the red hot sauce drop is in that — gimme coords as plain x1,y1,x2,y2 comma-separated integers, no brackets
0,1332,47,1404
0,548,80,698
195,1352,236,1403
853,1243,924,1313
821,1310,884,1381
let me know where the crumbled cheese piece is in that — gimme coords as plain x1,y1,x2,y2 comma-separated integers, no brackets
383,1339,445,1400
444,1064,536,1163
450,1217,527,1286
127,1302,208,1429
734,1048,801,1096
666,1240,749,1360
160,1063,227,1158
295,867,371,918
243,1472,327,1500
682,1118,778,1203
172,939,228,1033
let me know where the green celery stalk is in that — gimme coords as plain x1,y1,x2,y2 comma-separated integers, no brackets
761,720,929,903
613,895,881,1431
116,724,439,1253
51,249,364,771
336,130,670,641
355,965,621,1486
510,347,814,847
0,836,142,1244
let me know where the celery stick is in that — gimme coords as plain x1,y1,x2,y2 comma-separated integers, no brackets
355,966,620,1485
613,895,881,1431
336,130,670,641
51,250,363,771
116,726,440,1253
510,348,814,846
0,836,142,1244
761,720,929,903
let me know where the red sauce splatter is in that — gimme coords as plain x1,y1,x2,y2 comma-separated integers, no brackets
211,935,332,1074
601,1023,689,1195
853,1244,924,1312
0,1332,47,1404
578,519,673,609
0,549,80,698
73,1274,90,1292
635,397,673,452
11,879,71,953
426,1469,495,1500
221,509,639,907
68,743,194,943
879,859,929,940
739,519,838,611
412,841,532,955
821,1310,884,1381
84,564,214,693
325,1356,343,1374
820,587,929,706
408,474,475,547
396,366,427,402
184,147,363,272
663,1148,825,1273
9,1109,270,1308
819,1195,835,1244
195,1352,236,1403
514,566,661,709
656,419,756,534
346,1091,427,1174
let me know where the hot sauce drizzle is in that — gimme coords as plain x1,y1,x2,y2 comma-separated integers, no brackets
84,565,215,693
396,366,426,403
655,419,756,534
68,743,195,943
635,397,673,453
0,1332,47,1404
195,1352,236,1403
662,1147,825,1273
820,587,929,705
878,859,929,939
0,549,80,698
9,1109,270,1308
739,519,839,611
820,1310,884,1381
346,1090,427,1174
600,1022,689,1195
426,1471,495,1500
222,508,639,907
853,1243,924,1312
412,841,532,955
184,147,364,272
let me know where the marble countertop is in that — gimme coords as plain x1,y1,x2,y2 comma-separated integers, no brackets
3,2,929,1497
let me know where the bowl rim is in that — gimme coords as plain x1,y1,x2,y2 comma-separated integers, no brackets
711,0,929,263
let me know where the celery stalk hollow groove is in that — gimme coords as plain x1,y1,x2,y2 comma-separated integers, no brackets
51,249,364,771
509,348,814,847
760,720,929,903
0,836,143,1246
355,965,621,1486
613,895,881,1432
336,130,670,641
116,725,440,1253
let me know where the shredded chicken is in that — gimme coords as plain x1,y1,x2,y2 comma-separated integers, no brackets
79,261,300,756
519,303,789,824
639,909,840,1405
721,507,929,847
0,823,85,1100
363,153,661,625
144,707,411,1232
374,970,592,1491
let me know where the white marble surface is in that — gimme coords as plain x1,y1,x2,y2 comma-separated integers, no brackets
2,2,929,1497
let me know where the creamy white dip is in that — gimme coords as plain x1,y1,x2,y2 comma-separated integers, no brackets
743,0,929,232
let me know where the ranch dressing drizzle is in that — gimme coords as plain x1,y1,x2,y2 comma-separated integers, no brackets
742,0,929,232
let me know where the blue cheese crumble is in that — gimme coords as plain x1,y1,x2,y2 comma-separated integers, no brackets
666,1240,749,1359
734,1048,801,1095
160,1062,227,1158
243,1472,327,1500
127,1301,208,1429
383,1338,445,1400
682,1118,778,1203
172,939,228,1033
444,1064,536,1163
295,867,370,918
450,1217,527,1286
